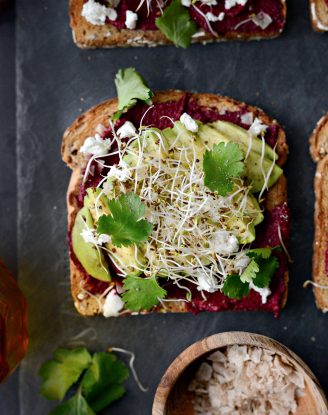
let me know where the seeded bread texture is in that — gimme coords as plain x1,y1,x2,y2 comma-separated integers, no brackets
310,0,328,32
310,114,328,311
69,0,287,49
62,91,289,316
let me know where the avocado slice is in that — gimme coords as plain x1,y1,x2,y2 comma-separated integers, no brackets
210,120,277,161
72,207,111,282
84,188,146,277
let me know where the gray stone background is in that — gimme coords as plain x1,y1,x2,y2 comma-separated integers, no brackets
0,0,327,414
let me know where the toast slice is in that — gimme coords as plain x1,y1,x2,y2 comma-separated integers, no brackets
62,91,289,317
69,0,287,49
310,114,328,311
310,0,328,32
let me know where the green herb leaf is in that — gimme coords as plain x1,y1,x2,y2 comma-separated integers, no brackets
49,392,96,415
240,260,259,284
122,276,167,311
39,348,92,401
252,254,279,288
155,0,197,48
222,274,250,300
81,352,129,412
203,142,244,196
97,193,153,247
114,68,153,119
247,247,272,259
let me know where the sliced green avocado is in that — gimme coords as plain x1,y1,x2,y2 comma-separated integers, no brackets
72,207,111,282
225,215,256,245
197,124,282,193
84,188,146,277
210,120,277,161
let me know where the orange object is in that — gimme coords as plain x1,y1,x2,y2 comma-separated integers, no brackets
0,259,28,382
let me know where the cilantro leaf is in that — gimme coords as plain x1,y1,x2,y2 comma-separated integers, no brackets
81,352,129,412
203,142,244,196
97,193,153,247
222,274,250,300
155,0,197,48
39,348,92,401
247,247,272,259
240,260,259,283
252,255,279,288
114,68,153,119
50,392,96,415
122,276,167,311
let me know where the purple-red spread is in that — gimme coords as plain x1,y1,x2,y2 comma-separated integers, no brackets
93,0,285,35
71,94,290,317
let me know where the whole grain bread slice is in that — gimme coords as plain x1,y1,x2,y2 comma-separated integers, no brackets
310,0,328,32
62,91,289,316
70,0,287,49
310,114,328,311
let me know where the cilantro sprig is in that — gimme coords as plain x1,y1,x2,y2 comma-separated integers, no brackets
122,276,167,311
97,193,153,248
39,348,129,415
222,247,279,300
203,142,245,196
155,0,197,48
114,68,153,120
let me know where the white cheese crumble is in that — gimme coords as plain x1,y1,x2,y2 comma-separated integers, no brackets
102,289,124,317
116,121,137,138
240,112,254,126
80,134,112,156
108,160,132,182
248,117,268,137
197,270,218,293
125,10,138,30
210,231,239,255
249,281,271,304
225,0,248,10
180,112,199,133
252,11,273,30
206,12,225,22
189,345,305,415
81,229,111,245
181,0,191,6
82,0,117,25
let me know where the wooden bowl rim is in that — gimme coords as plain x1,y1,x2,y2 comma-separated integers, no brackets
152,331,328,415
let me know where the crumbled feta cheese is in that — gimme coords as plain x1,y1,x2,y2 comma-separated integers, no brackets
80,228,98,244
80,134,112,156
180,112,199,133
97,234,111,244
197,270,218,293
249,281,271,304
82,0,117,25
240,112,254,126
252,11,273,30
116,121,137,138
125,10,138,29
206,12,225,22
234,252,251,273
102,289,124,317
181,0,191,6
200,0,218,5
210,231,239,255
248,117,268,136
108,160,132,182
225,0,248,9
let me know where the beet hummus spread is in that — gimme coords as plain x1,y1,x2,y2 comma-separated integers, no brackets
82,0,286,42
70,92,289,318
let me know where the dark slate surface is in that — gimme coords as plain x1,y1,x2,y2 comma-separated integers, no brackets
1,0,326,413
0,3,20,415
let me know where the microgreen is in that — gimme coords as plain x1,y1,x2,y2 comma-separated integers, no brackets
122,276,167,311
203,142,245,196
97,193,153,247
114,68,153,120
155,0,197,48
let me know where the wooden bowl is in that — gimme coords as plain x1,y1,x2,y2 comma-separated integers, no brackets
153,332,328,415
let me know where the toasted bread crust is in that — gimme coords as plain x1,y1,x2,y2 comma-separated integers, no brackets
310,0,328,32
63,91,289,316
69,0,287,49
310,114,328,311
